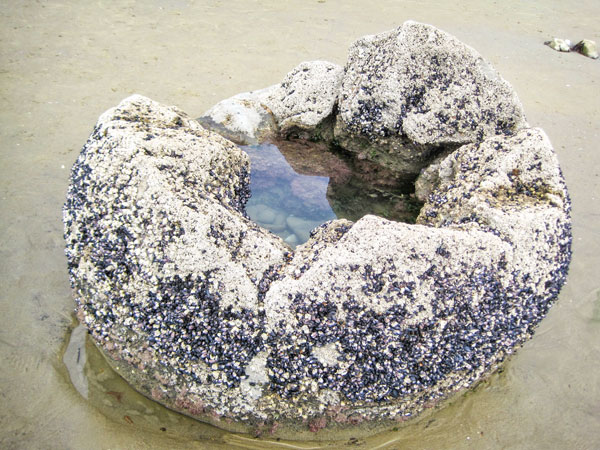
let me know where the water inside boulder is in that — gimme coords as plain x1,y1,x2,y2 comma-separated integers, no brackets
242,139,422,247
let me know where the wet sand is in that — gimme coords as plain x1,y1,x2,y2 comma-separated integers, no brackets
1,1,599,448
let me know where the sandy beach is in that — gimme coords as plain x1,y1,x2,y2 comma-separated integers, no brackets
1,1,599,448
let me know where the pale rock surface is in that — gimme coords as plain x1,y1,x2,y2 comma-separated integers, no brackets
284,233,299,247
414,148,455,202
334,20,528,177
265,60,343,134
286,215,324,243
198,61,343,143
545,37,572,52
572,39,599,59
64,94,291,432
417,127,571,289
198,86,278,144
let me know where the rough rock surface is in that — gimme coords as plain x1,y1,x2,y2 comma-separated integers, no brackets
199,22,529,185
265,60,343,135
417,128,571,283
414,149,455,202
64,23,571,440
572,39,599,59
334,20,528,177
198,60,343,144
64,94,291,431
261,129,570,418
198,86,278,145
545,37,572,52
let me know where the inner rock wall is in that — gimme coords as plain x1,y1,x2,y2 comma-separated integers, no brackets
335,20,528,177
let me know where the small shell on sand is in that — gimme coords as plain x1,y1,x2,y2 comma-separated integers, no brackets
572,39,599,59
545,37,572,52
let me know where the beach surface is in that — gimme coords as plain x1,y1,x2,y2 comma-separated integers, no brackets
1,1,599,448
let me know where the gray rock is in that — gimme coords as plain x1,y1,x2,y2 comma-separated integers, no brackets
265,60,343,135
247,204,288,233
197,86,278,145
64,94,290,432
268,211,288,233
283,233,299,247
334,20,528,177
545,37,572,52
251,203,278,224
416,128,571,298
286,215,324,243
417,128,570,230
249,204,292,235
198,61,343,144
414,148,455,202
262,128,570,429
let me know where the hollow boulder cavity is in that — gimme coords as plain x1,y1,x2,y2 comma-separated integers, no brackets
64,21,571,440
242,138,423,247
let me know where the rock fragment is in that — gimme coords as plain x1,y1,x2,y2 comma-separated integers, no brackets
198,60,343,144
572,39,599,59
198,86,278,145
545,37,572,52
265,60,343,136
334,20,528,178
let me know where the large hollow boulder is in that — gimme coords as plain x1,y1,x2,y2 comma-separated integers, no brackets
64,22,571,440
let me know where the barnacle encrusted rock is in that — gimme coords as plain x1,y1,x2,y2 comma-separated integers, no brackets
64,22,571,440
334,20,528,178
572,39,599,59
199,60,343,144
264,60,343,135
201,21,528,184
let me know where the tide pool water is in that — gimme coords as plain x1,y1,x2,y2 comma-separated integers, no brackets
243,143,337,247
242,142,422,247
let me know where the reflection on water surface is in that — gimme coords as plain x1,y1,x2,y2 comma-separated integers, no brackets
243,140,422,247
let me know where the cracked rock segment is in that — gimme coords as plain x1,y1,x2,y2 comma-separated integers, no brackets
335,20,528,177
266,60,343,134
64,94,291,429
198,86,279,145
199,60,343,143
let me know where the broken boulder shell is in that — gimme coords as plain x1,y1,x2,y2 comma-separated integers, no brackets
64,21,571,440
334,21,528,178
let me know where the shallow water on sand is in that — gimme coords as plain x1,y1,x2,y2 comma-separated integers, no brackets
1,1,599,448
